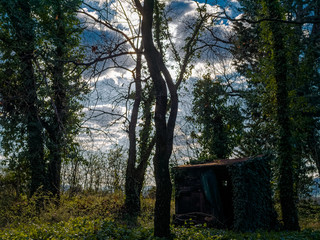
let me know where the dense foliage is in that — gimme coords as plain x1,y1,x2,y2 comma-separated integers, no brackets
0,0,87,197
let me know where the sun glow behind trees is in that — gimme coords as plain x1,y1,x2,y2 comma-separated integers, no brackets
78,0,239,155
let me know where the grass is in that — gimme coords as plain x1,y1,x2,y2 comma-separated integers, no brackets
0,192,319,239
298,199,320,230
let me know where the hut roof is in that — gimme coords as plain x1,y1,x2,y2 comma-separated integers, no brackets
176,156,261,169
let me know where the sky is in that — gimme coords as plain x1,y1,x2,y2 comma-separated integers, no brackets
78,0,243,164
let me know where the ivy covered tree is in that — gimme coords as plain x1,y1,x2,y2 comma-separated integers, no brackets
37,0,87,198
0,0,86,198
265,0,299,230
232,0,320,230
0,0,46,197
78,0,156,217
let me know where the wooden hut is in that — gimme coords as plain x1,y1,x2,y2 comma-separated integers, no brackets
173,155,278,231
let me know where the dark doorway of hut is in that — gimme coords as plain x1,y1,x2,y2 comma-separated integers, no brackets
174,158,236,228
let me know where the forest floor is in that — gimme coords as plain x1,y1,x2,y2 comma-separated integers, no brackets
0,192,320,239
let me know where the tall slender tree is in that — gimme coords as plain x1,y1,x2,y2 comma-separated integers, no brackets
78,1,156,216
38,0,85,198
263,0,299,230
132,0,208,236
125,49,156,216
0,0,46,196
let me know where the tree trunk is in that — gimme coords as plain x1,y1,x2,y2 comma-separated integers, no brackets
47,132,63,198
46,6,66,198
265,0,300,231
307,0,320,177
139,0,175,237
26,96,45,197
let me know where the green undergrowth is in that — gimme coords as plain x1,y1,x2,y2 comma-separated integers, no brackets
0,193,319,239
298,200,320,230
1,218,320,240
173,227,320,240
0,193,125,228
0,217,154,240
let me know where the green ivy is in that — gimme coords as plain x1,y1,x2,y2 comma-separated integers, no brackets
227,155,278,232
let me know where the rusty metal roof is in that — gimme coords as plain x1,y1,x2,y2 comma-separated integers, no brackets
176,156,259,169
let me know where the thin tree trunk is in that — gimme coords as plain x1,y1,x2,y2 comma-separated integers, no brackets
125,51,143,214
46,3,67,199
308,0,320,177
125,48,156,215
